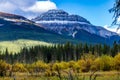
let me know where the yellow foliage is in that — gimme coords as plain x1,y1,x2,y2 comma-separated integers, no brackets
0,60,11,71
52,62,61,70
68,61,76,68
0,60,11,76
32,61,48,72
25,64,34,73
59,61,69,69
77,60,86,72
12,63,27,72
93,55,114,71
114,53,120,70
0,60,12,76
52,61,69,71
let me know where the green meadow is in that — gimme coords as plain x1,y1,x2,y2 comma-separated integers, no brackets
0,39,52,53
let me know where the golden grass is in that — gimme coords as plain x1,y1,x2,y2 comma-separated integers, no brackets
0,71,119,80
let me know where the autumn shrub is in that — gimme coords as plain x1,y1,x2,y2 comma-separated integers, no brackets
1,53,120,77
59,61,69,70
92,55,114,71
0,60,11,76
53,62,62,71
12,63,27,72
68,61,76,68
77,59,86,72
77,54,95,72
114,53,120,70
32,61,48,73
45,62,56,76
24,64,34,75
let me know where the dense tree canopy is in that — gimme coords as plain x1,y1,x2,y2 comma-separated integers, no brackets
0,42,120,64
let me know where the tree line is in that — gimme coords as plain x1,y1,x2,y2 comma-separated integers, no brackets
0,41,120,64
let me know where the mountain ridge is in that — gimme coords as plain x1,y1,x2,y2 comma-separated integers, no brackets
0,10,120,45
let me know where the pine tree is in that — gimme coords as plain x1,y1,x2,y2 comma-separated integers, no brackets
111,41,118,56
83,43,89,53
109,0,120,25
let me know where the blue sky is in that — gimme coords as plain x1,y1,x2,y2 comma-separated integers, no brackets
52,0,114,26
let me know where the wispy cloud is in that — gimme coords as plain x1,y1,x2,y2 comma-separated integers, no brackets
0,0,57,18
0,1,16,13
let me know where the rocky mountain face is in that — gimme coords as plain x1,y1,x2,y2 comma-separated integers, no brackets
33,9,90,24
32,9,118,38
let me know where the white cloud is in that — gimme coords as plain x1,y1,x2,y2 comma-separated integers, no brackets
104,25,120,33
0,0,57,18
104,25,114,32
23,1,57,13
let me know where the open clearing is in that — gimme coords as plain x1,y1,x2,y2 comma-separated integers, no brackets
0,39,52,53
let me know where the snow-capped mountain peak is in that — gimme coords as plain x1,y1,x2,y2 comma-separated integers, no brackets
33,9,118,38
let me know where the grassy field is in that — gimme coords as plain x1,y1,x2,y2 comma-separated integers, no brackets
0,39,52,53
0,71,120,80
